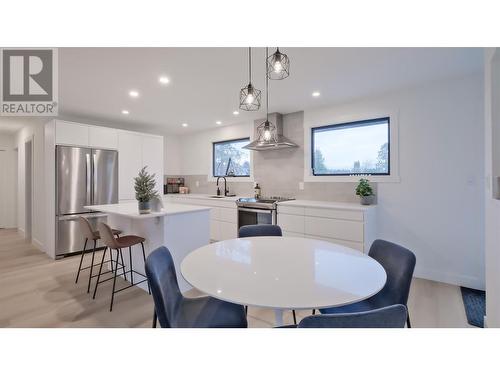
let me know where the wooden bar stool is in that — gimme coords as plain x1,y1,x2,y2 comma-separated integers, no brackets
93,222,151,311
75,216,125,293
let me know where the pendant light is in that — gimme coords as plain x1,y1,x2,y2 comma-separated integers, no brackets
239,47,262,111
255,47,278,145
267,47,290,80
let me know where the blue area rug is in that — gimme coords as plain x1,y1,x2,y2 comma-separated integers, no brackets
460,287,485,328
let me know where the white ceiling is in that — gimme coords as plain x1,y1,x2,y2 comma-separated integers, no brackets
56,48,483,135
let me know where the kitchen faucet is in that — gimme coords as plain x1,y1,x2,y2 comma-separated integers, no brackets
216,176,229,196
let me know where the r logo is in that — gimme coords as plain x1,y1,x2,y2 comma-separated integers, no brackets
2,49,53,102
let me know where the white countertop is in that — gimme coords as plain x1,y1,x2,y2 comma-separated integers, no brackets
181,237,386,310
277,199,376,211
164,193,242,202
85,201,211,219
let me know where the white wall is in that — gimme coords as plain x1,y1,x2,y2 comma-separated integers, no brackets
179,122,253,176
484,48,500,327
305,74,485,289
15,121,46,252
0,133,17,228
177,73,485,289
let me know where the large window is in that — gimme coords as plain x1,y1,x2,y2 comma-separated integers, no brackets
213,138,251,177
312,117,390,176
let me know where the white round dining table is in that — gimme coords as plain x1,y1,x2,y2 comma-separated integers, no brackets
180,236,387,326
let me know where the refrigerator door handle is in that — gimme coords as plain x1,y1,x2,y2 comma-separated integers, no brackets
58,213,108,221
86,153,91,206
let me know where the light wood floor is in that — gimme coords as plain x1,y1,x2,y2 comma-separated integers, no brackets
0,228,472,328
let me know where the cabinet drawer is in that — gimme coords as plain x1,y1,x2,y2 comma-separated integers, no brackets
278,213,305,234
304,207,363,221
217,207,237,223
305,216,363,242
282,231,304,238
304,235,364,252
277,205,305,216
219,221,237,240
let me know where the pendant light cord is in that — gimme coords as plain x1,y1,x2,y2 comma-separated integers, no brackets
248,47,252,83
266,47,269,121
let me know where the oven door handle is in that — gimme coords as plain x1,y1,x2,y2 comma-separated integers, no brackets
238,207,273,214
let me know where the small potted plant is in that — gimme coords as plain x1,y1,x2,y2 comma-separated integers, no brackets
134,166,159,214
355,178,374,205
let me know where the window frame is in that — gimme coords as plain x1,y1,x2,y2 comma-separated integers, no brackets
311,117,391,177
212,137,251,178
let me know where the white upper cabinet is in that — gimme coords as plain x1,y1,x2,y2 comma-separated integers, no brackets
55,121,89,146
118,132,143,200
141,135,164,195
88,126,118,149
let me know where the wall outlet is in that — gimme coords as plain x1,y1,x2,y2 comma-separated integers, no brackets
299,181,304,190
195,180,200,187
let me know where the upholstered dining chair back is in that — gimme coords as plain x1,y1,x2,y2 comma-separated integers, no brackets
97,222,119,249
238,224,282,238
145,246,183,328
298,304,407,328
79,216,97,240
368,239,416,307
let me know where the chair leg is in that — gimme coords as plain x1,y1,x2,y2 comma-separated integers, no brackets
75,238,88,284
141,242,151,294
292,310,297,325
92,247,107,299
119,249,127,281
129,247,134,284
110,249,120,312
86,239,97,293
245,306,248,316
407,313,411,328
312,309,316,315
152,310,157,328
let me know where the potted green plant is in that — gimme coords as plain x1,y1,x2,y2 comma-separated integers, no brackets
134,166,159,214
355,178,374,205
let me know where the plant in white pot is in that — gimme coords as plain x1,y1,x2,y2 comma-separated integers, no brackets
355,178,374,205
134,166,159,214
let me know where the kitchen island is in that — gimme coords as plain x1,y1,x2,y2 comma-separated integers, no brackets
85,200,211,292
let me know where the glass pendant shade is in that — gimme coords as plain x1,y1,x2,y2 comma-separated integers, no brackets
256,119,278,145
239,82,261,111
267,47,290,80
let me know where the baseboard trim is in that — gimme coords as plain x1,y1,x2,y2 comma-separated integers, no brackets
414,267,484,290
32,238,44,252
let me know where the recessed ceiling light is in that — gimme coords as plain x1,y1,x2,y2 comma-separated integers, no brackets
312,91,321,97
216,121,222,125
121,110,129,115
158,76,170,85
182,123,188,127
129,90,139,98
233,111,239,115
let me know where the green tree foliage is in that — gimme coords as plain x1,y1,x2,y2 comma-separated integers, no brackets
355,178,373,197
134,166,159,202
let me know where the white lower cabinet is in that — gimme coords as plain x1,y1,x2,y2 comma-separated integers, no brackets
277,202,376,253
166,196,238,241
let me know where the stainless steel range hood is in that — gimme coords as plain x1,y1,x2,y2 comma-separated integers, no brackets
243,113,298,151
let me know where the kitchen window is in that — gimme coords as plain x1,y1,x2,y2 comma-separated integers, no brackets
213,138,251,177
311,117,390,176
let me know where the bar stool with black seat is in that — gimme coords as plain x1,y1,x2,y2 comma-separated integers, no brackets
93,222,151,311
75,216,125,293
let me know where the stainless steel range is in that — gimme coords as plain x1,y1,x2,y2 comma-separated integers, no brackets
236,197,294,230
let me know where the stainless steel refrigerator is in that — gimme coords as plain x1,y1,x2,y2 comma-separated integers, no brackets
56,146,118,256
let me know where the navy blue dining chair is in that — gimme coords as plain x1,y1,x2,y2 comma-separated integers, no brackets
239,224,283,238
298,305,407,328
238,224,297,324
145,246,248,328
319,239,416,327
